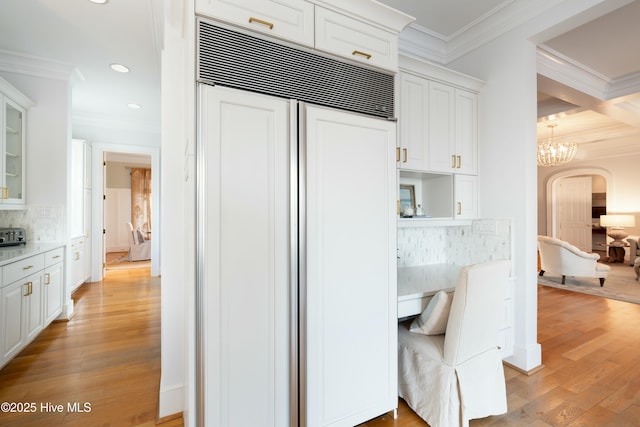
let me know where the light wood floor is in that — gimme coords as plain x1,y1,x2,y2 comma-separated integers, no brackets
0,267,182,427
2,274,640,426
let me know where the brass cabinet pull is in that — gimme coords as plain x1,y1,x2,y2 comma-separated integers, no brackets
402,148,408,163
396,147,400,162
23,265,33,270
75,252,80,261
352,50,372,60
45,273,51,285
23,283,30,296
23,281,33,296
451,155,456,168
52,255,61,259
456,155,461,169
1,187,8,199
248,16,274,30
457,202,462,215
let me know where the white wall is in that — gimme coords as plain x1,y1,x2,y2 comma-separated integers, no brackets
158,0,194,420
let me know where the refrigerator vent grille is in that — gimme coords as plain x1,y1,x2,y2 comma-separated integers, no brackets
197,20,395,119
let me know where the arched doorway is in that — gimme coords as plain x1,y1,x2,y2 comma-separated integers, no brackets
546,167,613,253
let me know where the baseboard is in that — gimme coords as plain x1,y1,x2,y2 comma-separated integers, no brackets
503,360,545,376
158,385,184,420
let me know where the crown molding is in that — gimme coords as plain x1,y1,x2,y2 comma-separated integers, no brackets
397,24,447,65
0,49,83,85
0,75,34,108
309,0,415,33
608,72,640,100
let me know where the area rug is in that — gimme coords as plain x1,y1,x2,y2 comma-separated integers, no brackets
106,252,151,270
538,262,640,304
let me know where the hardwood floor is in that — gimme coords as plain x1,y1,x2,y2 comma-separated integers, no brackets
360,285,640,427
3,272,640,426
0,267,182,427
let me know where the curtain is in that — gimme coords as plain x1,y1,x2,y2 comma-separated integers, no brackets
131,168,152,236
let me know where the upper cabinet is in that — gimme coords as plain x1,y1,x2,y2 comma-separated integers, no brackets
195,0,414,72
196,0,315,47
314,7,398,71
398,55,482,174
0,76,33,208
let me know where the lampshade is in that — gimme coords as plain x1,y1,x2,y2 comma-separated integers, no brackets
599,214,636,228
600,214,636,244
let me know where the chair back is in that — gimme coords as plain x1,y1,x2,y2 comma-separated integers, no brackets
443,260,510,365
126,222,136,245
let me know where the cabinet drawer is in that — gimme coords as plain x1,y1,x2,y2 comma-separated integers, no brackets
315,7,398,71
45,247,64,267
4,254,44,285
196,0,314,47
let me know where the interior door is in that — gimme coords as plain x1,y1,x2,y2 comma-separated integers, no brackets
304,104,397,427
200,84,291,427
557,176,592,252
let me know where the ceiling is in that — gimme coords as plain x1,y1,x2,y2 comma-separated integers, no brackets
0,0,639,161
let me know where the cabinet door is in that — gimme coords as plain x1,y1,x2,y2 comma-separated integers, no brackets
200,85,291,427
23,273,43,343
44,262,63,325
1,280,24,361
196,0,314,47
305,105,397,427
427,81,456,173
454,174,477,220
398,73,430,171
2,97,26,205
315,7,398,71
455,89,478,175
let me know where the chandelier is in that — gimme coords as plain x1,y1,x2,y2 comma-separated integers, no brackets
537,124,577,167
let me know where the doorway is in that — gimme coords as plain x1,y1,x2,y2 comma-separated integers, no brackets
104,152,152,272
546,168,612,253
90,143,160,281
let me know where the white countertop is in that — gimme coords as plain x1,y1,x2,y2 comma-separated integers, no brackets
397,263,461,302
0,243,65,267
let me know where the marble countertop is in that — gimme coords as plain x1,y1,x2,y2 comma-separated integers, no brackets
397,263,461,301
0,243,65,267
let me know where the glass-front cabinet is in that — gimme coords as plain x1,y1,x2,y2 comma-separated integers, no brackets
3,98,25,204
0,76,32,207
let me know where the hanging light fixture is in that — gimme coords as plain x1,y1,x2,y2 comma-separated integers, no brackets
537,123,577,167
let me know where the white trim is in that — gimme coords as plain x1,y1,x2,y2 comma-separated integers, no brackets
308,0,415,33
158,384,185,419
90,142,161,281
545,167,614,238
0,49,82,85
0,74,34,108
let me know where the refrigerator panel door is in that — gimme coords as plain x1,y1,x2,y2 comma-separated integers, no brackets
199,84,291,427
304,105,397,427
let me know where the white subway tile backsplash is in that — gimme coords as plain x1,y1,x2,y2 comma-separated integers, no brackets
398,219,511,267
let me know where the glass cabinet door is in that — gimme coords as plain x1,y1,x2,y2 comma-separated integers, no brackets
3,98,25,204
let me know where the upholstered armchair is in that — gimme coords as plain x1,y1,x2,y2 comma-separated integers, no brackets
538,235,610,286
626,236,640,266
126,222,151,261
398,260,510,427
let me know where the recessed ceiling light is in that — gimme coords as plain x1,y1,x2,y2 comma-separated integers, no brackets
89,0,109,4
128,103,142,109
110,63,130,73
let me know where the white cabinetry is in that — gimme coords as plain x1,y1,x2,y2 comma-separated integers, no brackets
314,7,398,71
70,139,91,290
0,247,64,369
0,76,33,207
196,0,315,47
195,0,411,72
398,56,482,222
43,248,64,325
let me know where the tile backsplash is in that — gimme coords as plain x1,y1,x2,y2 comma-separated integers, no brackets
398,218,511,267
0,205,64,243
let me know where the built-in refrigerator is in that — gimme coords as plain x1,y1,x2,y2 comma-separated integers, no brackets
196,20,397,427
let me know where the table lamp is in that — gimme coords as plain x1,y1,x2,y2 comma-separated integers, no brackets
600,214,636,245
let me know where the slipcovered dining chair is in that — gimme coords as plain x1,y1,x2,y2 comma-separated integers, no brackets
398,259,510,427
126,222,151,261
